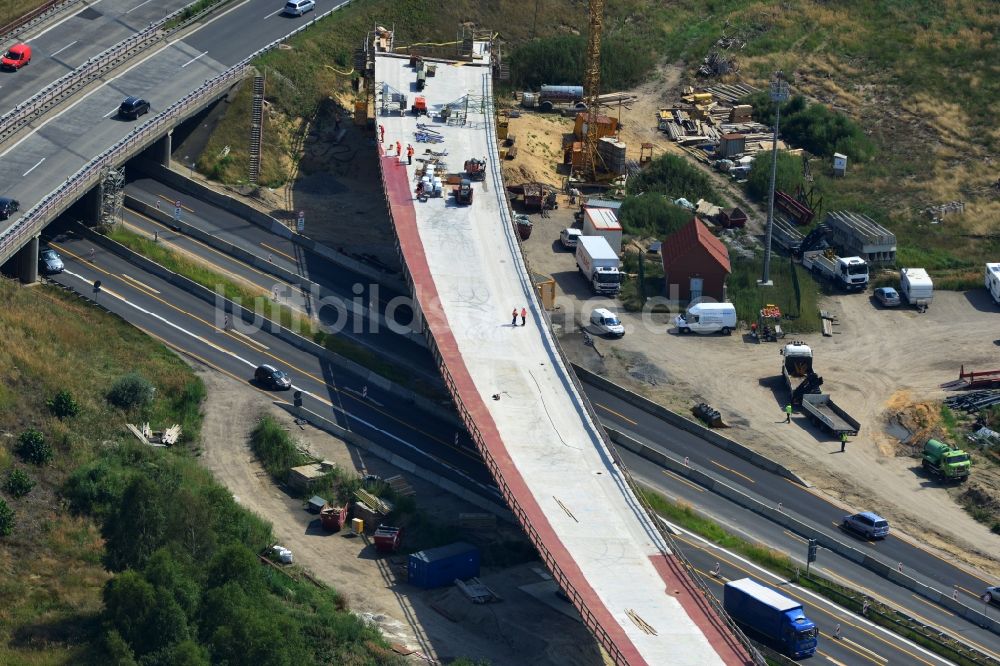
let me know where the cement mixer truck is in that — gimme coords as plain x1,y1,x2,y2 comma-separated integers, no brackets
921,439,970,482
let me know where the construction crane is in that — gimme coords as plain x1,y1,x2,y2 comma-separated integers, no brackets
581,0,605,183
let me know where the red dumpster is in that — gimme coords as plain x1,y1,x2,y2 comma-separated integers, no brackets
320,504,349,532
373,525,403,553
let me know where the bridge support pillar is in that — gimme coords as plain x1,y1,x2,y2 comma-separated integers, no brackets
80,186,101,226
156,130,172,167
17,235,39,284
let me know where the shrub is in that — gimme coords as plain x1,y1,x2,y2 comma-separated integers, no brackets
108,373,156,410
509,32,656,92
746,150,804,201
249,415,307,480
0,499,14,536
5,469,35,498
745,93,875,161
626,154,720,203
47,388,81,418
618,194,693,238
16,428,53,465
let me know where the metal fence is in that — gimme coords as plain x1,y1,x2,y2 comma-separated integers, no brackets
0,3,353,267
0,0,217,145
0,0,77,40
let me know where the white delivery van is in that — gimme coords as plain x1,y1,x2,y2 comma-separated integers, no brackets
589,308,625,337
675,302,737,335
899,267,933,311
985,263,1000,305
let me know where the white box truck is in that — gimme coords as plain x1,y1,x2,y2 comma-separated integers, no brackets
675,302,737,335
986,263,1000,305
582,207,622,254
900,267,933,311
576,236,621,296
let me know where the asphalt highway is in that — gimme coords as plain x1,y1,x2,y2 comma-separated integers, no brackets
620,446,1000,660
1,0,351,231
583,380,1000,622
44,229,500,503
113,204,438,382
1,0,194,117
669,509,954,666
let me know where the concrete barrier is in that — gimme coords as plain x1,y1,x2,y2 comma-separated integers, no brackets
123,194,429,350
134,162,409,293
79,225,462,428
280,403,513,521
607,427,1000,636
574,364,810,486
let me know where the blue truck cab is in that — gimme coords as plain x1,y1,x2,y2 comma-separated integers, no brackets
724,578,818,659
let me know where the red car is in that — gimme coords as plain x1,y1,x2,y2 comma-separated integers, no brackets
1,43,31,70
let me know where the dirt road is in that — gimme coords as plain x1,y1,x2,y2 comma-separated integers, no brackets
196,369,603,666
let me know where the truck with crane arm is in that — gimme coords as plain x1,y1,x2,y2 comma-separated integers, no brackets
780,342,861,436
801,249,869,291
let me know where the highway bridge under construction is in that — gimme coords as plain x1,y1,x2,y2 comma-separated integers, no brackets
370,31,759,666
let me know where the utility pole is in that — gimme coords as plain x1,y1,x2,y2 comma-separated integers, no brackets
758,71,789,287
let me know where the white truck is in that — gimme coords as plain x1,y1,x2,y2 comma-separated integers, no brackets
801,250,868,291
576,236,621,296
900,267,933,311
582,207,622,253
986,263,1000,305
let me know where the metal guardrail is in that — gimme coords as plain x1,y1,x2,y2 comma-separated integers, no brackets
0,4,351,267
0,0,207,145
0,0,78,40
478,70,765,665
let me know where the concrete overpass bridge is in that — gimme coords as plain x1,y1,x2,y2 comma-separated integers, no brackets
0,0,352,278
372,37,762,666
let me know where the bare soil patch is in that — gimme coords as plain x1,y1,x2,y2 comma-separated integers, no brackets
196,368,603,666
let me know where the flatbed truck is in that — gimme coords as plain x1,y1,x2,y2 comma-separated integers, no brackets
801,394,861,436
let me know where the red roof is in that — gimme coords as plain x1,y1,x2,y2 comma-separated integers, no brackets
661,218,731,274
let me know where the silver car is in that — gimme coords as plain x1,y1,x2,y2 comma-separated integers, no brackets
874,287,901,307
283,0,315,15
39,248,64,274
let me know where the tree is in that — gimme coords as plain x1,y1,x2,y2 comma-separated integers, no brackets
16,428,52,465
0,499,14,537
103,476,167,571
205,544,263,594
139,640,210,666
144,549,201,619
746,150,804,202
103,572,157,650
618,195,693,238
5,468,35,498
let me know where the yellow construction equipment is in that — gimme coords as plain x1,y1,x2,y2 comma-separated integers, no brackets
580,0,605,183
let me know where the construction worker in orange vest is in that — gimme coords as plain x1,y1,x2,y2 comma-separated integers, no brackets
406,144,414,165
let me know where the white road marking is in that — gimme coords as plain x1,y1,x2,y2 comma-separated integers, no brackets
263,8,284,18
104,106,121,117
665,520,952,664
22,158,45,176
49,40,77,58
124,0,155,14
0,38,175,158
59,265,500,500
27,0,105,40
180,51,207,68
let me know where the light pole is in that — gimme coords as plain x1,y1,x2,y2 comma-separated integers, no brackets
758,71,789,287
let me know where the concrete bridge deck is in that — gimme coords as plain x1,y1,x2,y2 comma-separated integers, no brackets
374,47,754,666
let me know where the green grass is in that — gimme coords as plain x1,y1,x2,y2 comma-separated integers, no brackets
641,488,989,666
0,0,50,29
108,225,314,338
0,278,203,662
728,255,821,333
249,414,309,480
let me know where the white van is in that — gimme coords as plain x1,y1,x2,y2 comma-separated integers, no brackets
675,302,737,335
560,227,582,249
589,308,624,337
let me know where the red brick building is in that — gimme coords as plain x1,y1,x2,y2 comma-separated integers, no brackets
661,218,732,302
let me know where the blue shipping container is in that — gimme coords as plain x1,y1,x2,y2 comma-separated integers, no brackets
408,542,480,589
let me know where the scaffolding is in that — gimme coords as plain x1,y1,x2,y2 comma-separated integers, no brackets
99,166,125,227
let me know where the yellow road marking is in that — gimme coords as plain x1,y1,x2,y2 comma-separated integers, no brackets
120,273,160,294
783,529,805,542
819,653,848,666
818,632,881,664
226,328,268,352
157,194,194,212
260,241,296,263
710,459,755,484
662,469,703,493
910,593,954,616
675,534,938,666
843,636,887,662
53,242,481,463
595,402,637,425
